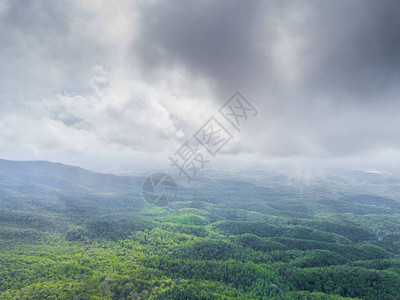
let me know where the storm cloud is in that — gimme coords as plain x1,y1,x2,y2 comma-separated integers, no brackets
1,0,400,167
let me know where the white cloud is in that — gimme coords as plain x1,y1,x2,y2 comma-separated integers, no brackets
0,0,218,165
1,62,217,159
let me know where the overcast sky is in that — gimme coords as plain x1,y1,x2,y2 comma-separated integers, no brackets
1,0,400,170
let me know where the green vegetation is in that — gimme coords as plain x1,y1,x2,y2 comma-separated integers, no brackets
1,160,400,299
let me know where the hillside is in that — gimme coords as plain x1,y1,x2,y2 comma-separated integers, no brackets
0,159,144,217
0,160,400,299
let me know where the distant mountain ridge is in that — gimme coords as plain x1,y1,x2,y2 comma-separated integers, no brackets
0,159,139,193
0,159,144,216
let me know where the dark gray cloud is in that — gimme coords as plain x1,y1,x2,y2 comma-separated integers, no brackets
134,0,268,97
134,0,400,101
0,0,106,103
132,0,400,157
296,0,400,103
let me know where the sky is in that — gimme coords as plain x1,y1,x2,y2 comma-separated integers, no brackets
0,0,400,172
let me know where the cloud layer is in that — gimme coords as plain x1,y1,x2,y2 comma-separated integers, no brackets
1,0,400,168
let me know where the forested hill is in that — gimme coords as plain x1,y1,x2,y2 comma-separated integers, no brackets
1,160,400,299
0,159,144,217
0,159,139,194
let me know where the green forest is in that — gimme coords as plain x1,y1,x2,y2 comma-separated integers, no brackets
1,160,400,299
